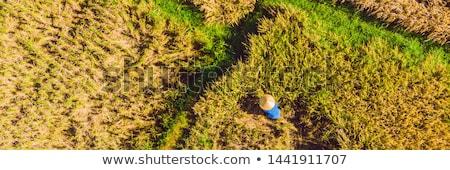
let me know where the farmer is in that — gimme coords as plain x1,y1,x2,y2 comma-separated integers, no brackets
259,94,281,119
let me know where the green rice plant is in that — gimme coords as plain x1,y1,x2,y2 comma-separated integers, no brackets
185,4,450,149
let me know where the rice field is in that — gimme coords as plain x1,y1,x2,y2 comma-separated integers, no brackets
0,0,449,149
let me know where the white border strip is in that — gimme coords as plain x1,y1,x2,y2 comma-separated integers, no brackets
0,150,446,170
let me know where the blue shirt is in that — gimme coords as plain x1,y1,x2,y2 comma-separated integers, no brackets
263,103,281,119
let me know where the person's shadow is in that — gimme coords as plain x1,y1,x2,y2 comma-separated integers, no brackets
238,94,265,115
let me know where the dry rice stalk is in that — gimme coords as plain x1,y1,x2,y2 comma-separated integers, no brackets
336,0,450,44
187,0,257,25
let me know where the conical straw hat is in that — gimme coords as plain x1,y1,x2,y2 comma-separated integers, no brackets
259,94,276,110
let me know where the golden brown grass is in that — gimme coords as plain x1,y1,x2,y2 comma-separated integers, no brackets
1,0,449,150
184,0,257,25
416,0,448,6
0,0,201,149
334,0,450,44
185,5,450,149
